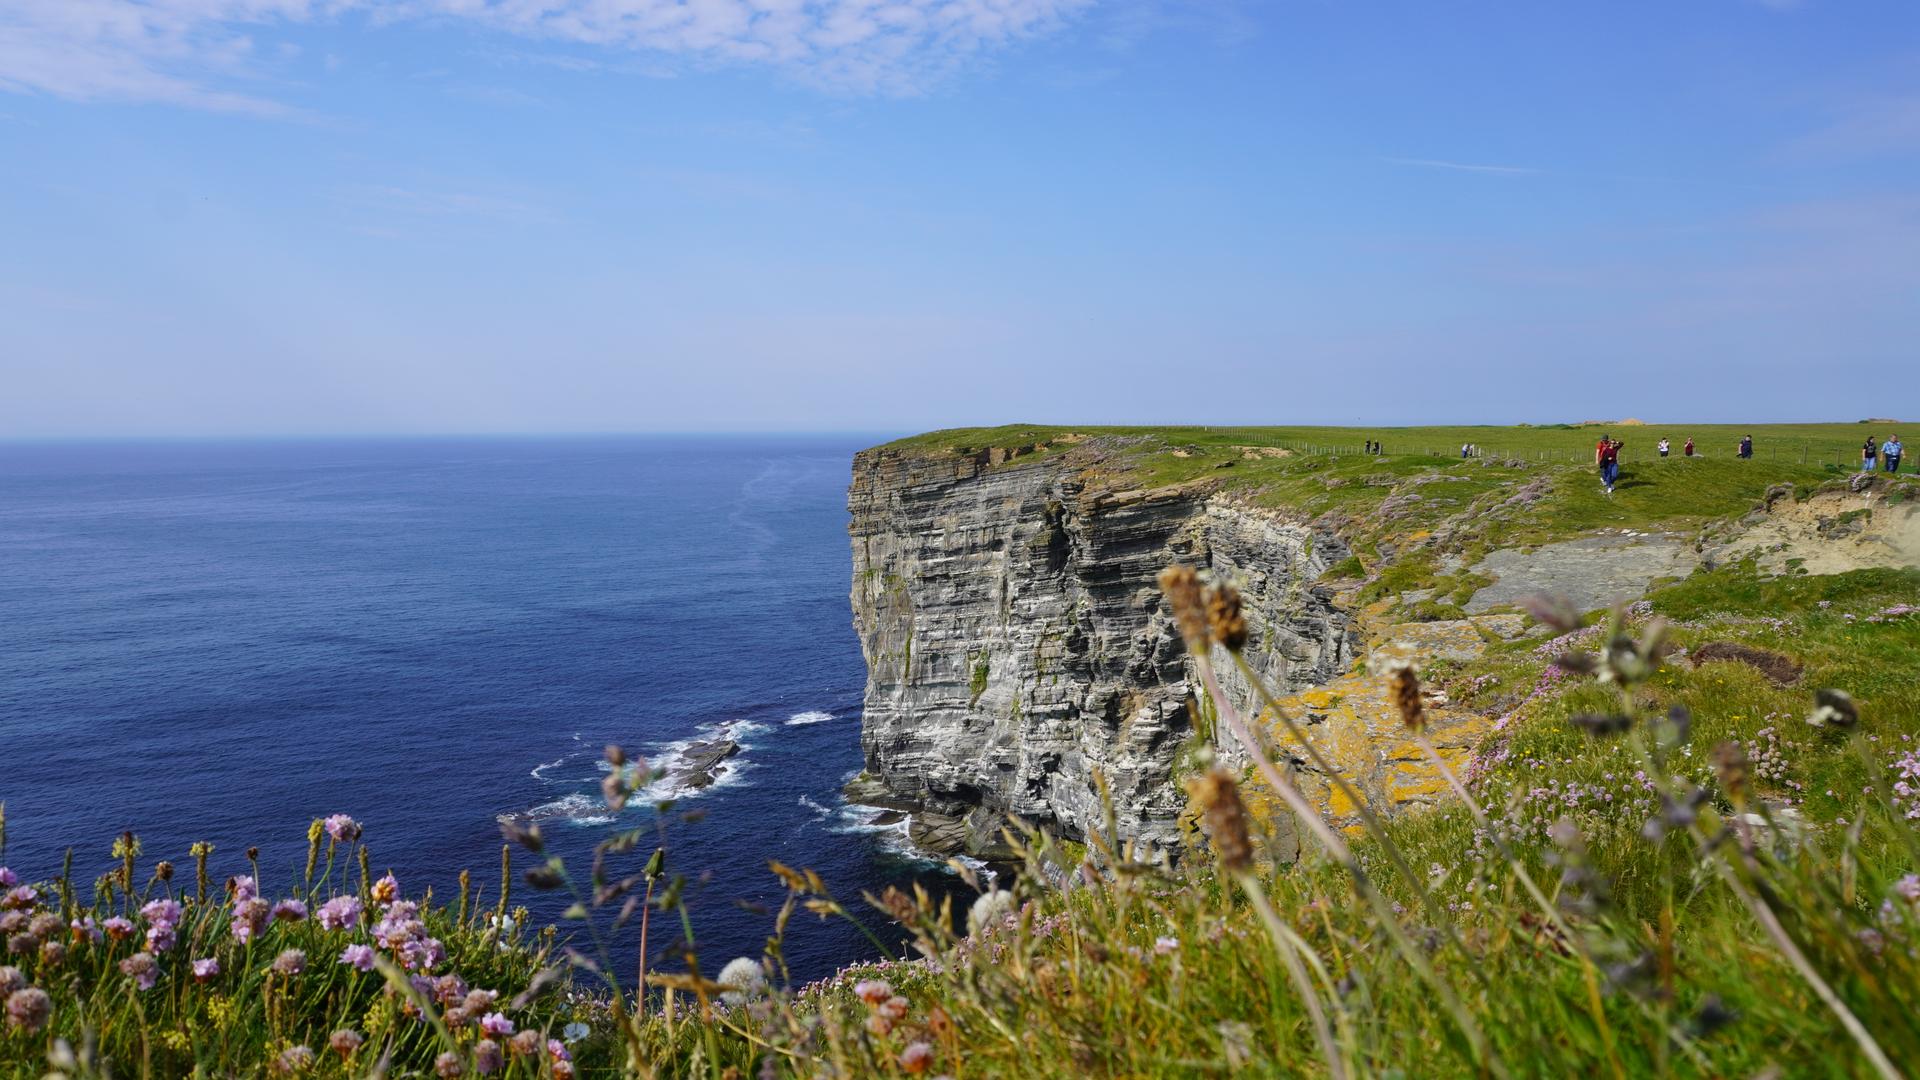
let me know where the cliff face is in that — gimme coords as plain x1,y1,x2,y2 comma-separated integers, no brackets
847,443,1355,857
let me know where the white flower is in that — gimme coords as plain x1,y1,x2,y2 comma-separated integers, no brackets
1153,935,1179,955
716,956,767,1006
966,890,1016,937
562,1022,590,1043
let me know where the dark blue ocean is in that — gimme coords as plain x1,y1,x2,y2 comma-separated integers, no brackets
0,435,944,982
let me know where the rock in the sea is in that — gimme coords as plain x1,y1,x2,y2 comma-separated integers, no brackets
846,441,1356,858
673,738,740,790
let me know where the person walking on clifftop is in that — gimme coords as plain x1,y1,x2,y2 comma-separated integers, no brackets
1598,435,1623,495
1684,437,1695,457
1739,435,1754,459
1658,437,1671,458
1885,434,1904,474
1864,436,1880,473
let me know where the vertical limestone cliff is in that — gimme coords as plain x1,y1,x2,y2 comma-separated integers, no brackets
846,442,1356,858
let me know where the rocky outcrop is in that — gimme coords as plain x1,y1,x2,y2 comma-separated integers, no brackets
846,442,1356,858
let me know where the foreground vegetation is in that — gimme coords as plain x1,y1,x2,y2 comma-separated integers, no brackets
6,424,1917,1076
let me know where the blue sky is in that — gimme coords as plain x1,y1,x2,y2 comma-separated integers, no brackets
2,1,1916,436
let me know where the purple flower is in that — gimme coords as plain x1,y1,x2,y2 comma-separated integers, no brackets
272,899,309,923
0,967,22,996
473,1039,503,1075
316,895,363,931
230,897,270,943
272,949,307,976
323,815,363,843
0,868,16,889
145,924,177,954
119,951,159,990
1,886,35,910
102,917,135,941
192,957,220,981
140,899,183,927
5,987,51,1033
401,936,445,972
339,943,376,973
272,1045,315,1075
480,1011,514,1037
231,876,258,904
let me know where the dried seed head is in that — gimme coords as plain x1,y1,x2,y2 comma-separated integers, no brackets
1205,584,1248,651
1158,565,1210,654
1710,742,1750,809
1388,663,1425,732
154,861,174,883
1189,768,1253,873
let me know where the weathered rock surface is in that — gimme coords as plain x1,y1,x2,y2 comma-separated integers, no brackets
1465,532,1697,615
847,443,1357,857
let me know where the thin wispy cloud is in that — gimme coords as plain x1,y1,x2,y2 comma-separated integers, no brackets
1384,157,1542,176
0,0,1093,112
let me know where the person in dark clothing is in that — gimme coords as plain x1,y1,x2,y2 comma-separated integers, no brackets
1739,435,1753,459
1864,436,1880,472
1684,437,1695,457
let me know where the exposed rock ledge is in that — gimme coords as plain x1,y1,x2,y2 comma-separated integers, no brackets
847,442,1357,858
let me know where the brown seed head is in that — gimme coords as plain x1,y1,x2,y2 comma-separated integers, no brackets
1158,565,1210,653
1389,663,1425,732
1710,742,1750,809
1189,768,1253,873
154,861,174,883
1205,585,1248,652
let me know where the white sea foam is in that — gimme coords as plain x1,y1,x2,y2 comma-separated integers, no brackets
498,793,614,828
785,710,835,726
797,794,835,819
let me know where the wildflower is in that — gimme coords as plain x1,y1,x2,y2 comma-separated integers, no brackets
1189,768,1253,873
473,1039,504,1075
69,917,101,944
324,815,363,843
561,1022,590,1043
1809,689,1859,730
193,957,220,981
0,869,14,888
5,986,51,1033
716,956,766,1006
328,1029,363,1059
140,899,182,927
272,949,307,976
231,897,270,943
231,875,258,904
553,1061,575,1080
434,1051,464,1078
966,890,1016,937
900,1041,935,1075
154,860,174,882
549,1037,573,1060
3,886,37,910
145,925,176,953
480,1011,514,1037
371,874,400,904
1205,583,1248,651
0,912,23,937
1159,565,1210,653
38,940,65,966
401,935,446,972
433,974,470,1006
854,979,894,1006
878,995,910,1021
119,951,159,991
272,899,308,923
509,1029,543,1057
317,895,363,931
1153,935,1179,955
273,1045,315,1075
336,943,377,973
865,1013,894,1037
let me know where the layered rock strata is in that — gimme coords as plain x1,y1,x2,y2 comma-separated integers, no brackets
846,443,1356,858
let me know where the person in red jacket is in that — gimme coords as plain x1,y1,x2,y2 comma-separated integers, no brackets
1598,436,1622,494
1683,437,1695,457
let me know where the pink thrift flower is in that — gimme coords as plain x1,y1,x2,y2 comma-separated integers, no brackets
5,987,51,1033
102,917,135,942
854,979,892,1005
371,874,400,904
0,868,17,888
192,957,220,981
899,1041,934,1075
339,944,377,973
272,1045,314,1075
316,895,362,931
480,1011,513,1037
473,1039,503,1075
119,951,159,990
230,898,270,943
434,1051,463,1078
323,815,363,843
231,876,258,905
145,924,177,953
2,886,37,910
272,949,307,976
272,899,308,923
140,899,182,927
547,1039,571,1062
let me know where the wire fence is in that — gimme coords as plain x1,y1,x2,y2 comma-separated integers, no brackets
1264,440,1898,471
